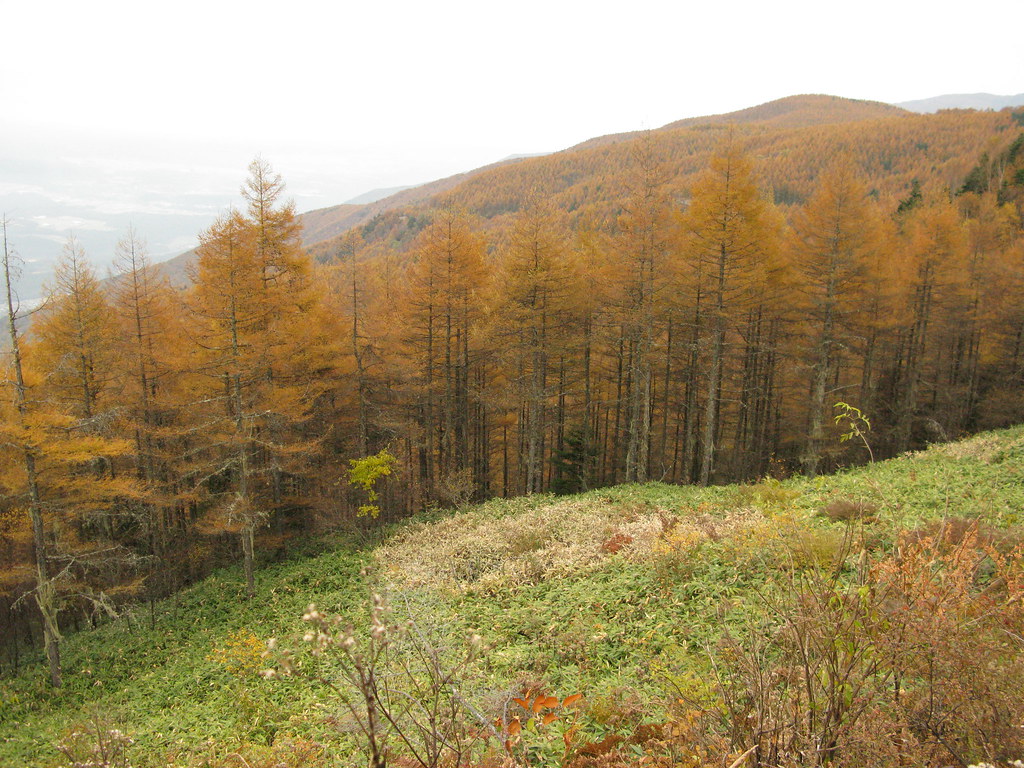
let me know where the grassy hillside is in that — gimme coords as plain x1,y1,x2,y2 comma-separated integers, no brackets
3,426,1023,767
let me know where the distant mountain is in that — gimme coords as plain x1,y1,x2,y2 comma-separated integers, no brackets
305,94,1023,271
299,204,367,246
663,93,906,130
150,92,1020,287
896,93,1024,113
344,186,414,205
499,152,551,162
573,94,907,150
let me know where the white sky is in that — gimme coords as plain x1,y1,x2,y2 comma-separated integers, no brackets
1,0,1022,295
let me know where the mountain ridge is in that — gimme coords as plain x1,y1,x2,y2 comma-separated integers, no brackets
302,95,1021,267
567,94,908,151
148,92,1022,284
343,186,415,205
298,94,922,261
897,92,1024,113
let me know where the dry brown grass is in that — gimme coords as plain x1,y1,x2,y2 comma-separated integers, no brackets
376,497,770,594
923,430,1024,463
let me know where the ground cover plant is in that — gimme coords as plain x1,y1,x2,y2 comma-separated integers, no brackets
1,425,1022,767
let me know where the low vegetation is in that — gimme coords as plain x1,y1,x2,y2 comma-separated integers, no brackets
2,425,1023,767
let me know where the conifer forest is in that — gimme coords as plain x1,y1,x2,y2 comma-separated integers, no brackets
3,96,1024,768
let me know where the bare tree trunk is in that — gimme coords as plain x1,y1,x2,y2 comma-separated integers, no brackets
700,242,728,486
229,287,257,599
805,277,836,478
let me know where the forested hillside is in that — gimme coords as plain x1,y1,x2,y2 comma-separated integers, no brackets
3,95,1024,735
306,95,1020,258
575,93,906,150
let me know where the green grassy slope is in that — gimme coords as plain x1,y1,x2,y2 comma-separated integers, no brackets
2,426,1023,766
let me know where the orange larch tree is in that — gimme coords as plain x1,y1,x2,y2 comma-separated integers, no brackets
188,161,337,597
488,202,577,493
2,225,137,687
790,158,879,475
611,140,675,483
395,208,488,506
682,138,782,484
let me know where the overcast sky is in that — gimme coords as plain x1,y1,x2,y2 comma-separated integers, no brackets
2,0,1022,297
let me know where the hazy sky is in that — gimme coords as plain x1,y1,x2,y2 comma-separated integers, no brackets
2,0,1022,297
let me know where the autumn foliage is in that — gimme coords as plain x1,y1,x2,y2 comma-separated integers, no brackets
2,101,1024,701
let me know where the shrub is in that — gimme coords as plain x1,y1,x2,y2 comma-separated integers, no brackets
820,498,879,523
208,628,266,677
730,479,801,512
786,526,847,569
348,449,397,518
202,737,327,768
868,528,1024,764
599,533,633,555
707,523,1024,767
435,467,475,509
264,590,490,768
494,688,584,767
56,712,135,768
